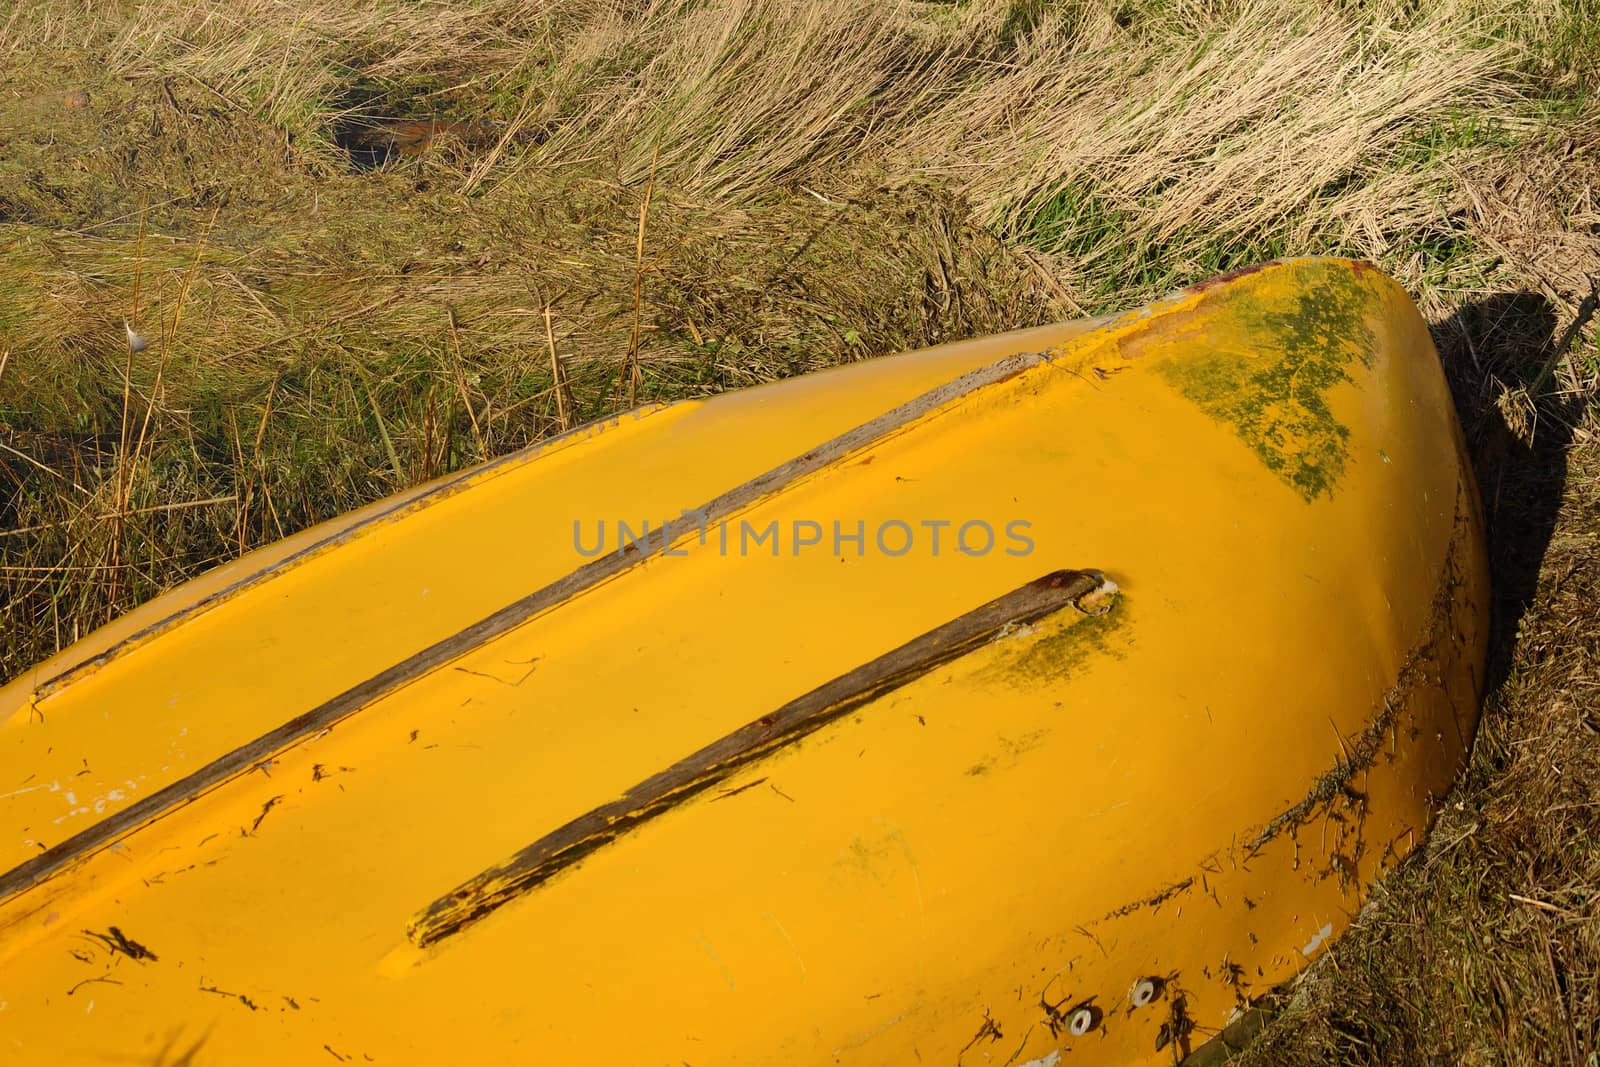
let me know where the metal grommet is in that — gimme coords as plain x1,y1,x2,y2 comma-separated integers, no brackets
1068,1006,1095,1036
1130,976,1162,1007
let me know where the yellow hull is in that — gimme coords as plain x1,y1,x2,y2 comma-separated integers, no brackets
0,258,1487,1065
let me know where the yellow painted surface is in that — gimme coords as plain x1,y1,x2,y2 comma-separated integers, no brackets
0,259,1486,1066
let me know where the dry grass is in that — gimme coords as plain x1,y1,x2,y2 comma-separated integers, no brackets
2,0,1598,1061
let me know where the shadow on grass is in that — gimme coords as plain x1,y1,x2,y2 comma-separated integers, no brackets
1432,292,1580,694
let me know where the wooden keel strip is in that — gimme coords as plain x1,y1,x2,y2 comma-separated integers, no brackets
407,568,1114,948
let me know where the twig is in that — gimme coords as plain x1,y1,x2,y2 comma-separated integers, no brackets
351,361,404,485
41,196,188,238
237,375,278,553
118,201,148,490
799,185,845,207
128,204,221,491
1509,892,1572,916
210,296,402,364
0,496,237,539
619,145,661,409
0,439,88,494
457,72,541,198
1014,247,1088,317
0,562,171,575
1529,278,1599,399
105,205,220,605
445,308,485,457
111,198,150,590
174,70,244,113
544,304,570,432
66,971,123,996
226,405,249,551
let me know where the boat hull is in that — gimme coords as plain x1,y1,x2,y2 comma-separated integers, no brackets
0,258,1487,1065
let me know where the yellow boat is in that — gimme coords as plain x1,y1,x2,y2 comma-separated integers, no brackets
0,257,1486,1065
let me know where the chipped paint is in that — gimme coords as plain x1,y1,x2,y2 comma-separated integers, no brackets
0,781,59,802
1300,922,1334,957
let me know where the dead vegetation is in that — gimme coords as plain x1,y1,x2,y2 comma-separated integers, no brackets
1,0,1597,1061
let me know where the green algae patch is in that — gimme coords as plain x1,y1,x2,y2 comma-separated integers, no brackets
1157,264,1380,502
978,597,1130,692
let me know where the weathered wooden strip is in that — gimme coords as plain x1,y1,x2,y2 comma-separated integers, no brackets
408,568,1114,948
0,348,1051,905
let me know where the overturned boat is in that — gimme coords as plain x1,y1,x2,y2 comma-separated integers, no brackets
0,257,1487,1065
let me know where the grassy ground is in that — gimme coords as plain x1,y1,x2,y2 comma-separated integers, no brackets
2,0,1597,1061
